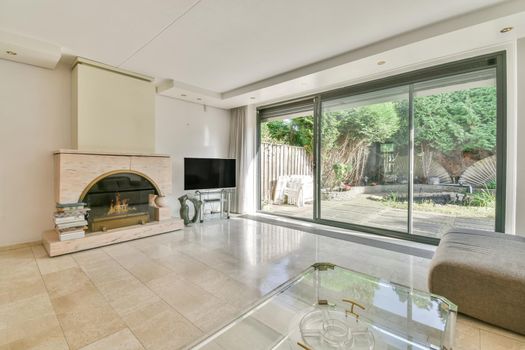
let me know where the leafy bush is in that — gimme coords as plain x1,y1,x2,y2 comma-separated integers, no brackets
485,180,497,189
465,189,495,207
332,163,351,186
382,192,404,204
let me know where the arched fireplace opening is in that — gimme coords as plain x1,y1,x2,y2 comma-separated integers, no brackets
80,172,159,232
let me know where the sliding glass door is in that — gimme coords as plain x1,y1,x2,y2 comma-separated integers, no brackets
411,69,498,237
257,52,505,243
258,102,315,220
319,87,410,233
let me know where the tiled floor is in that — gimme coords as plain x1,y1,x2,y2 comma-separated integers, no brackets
0,217,523,349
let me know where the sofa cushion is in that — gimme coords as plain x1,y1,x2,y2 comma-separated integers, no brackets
429,229,525,335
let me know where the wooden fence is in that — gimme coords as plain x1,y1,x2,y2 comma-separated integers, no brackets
260,143,313,202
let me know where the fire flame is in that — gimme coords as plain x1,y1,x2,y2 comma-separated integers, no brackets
107,193,136,215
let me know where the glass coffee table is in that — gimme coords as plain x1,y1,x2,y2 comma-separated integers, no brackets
188,263,457,350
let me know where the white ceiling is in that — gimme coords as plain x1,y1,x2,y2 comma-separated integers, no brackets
0,0,522,108
122,0,507,92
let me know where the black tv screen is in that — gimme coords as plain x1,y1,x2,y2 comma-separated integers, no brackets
184,158,236,190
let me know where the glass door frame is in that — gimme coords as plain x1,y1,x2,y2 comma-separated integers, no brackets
257,51,506,245
256,97,318,221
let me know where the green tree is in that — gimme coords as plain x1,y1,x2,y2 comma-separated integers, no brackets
394,87,496,180
261,117,314,153
323,102,400,186
261,86,496,187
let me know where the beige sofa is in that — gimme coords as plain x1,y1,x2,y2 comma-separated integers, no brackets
429,229,525,335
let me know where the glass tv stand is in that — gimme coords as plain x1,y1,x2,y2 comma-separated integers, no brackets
188,263,456,350
195,189,234,222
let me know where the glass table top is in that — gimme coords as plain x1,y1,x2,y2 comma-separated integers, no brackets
189,263,457,350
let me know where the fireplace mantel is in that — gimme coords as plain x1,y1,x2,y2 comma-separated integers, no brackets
54,149,170,158
54,149,172,204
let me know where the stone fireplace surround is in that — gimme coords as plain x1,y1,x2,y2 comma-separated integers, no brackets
42,149,183,256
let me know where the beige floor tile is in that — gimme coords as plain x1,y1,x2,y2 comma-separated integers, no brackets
0,247,35,264
129,234,179,249
72,249,114,268
0,249,40,281
3,314,69,350
195,272,261,309
146,274,225,323
190,250,238,271
0,326,6,347
33,246,79,275
50,285,107,315
154,253,210,277
458,315,525,343
56,305,125,350
6,332,69,350
480,330,525,350
132,242,180,260
79,262,135,287
104,246,173,284
455,317,480,350
123,300,202,350
108,254,151,271
184,265,230,287
30,245,49,259
190,302,240,333
0,269,47,304
103,244,142,260
78,328,144,350
43,268,126,349
42,267,94,299
92,272,143,297
0,294,55,325
103,282,161,317
75,254,162,317
123,260,173,283
0,292,7,308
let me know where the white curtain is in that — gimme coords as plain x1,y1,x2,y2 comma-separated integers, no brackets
229,105,256,213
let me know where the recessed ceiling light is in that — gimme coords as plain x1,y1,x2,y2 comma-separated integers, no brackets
377,60,386,66
500,27,513,33
5,50,17,56
181,94,187,97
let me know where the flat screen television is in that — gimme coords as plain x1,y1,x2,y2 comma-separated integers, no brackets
184,158,236,190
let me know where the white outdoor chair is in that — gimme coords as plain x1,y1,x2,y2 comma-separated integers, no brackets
273,175,289,204
284,175,313,207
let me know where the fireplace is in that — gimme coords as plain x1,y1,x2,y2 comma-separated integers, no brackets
81,172,159,232
43,149,183,257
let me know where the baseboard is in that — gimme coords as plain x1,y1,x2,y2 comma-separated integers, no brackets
0,240,42,252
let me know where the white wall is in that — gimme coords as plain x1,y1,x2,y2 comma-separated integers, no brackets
155,96,231,216
0,59,72,246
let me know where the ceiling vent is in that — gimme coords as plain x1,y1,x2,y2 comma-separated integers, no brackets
0,30,61,69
